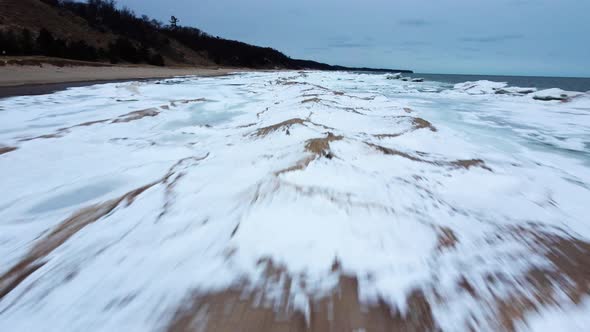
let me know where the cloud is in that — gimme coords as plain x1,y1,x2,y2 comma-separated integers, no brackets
460,34,524,43
326,36,373,48
460,46,481,52
304,46,329,52
286,8,306,17
328,42,372,48
306,38,374,51
399,41,429,47
393,41,430,53
397,19,431,27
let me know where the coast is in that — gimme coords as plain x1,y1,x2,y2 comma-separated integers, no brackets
0,57,243,98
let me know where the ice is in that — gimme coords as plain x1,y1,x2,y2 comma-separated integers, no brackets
386,73,402,79
532,88,584,101
28,179,125,214
519,297,590,332
453,80,508,94
1,71,589,331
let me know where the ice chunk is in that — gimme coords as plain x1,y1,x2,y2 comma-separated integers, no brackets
453,80,508,94
454,80,538,96
494,87,537,95
532,88,582,101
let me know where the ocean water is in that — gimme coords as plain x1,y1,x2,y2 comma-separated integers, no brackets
407,73,590,92
347,72,590,165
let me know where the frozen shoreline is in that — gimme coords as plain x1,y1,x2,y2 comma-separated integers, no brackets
1,71,590,331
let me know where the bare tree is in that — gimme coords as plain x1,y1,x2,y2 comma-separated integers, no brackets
169,16,179,29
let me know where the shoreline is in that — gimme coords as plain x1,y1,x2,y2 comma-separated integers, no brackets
0,79,169,99
0,62,248,98
2,70,589,331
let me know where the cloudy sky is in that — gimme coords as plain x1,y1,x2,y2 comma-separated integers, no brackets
116,0,590,77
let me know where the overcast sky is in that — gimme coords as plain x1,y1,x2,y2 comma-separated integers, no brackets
115,0,590,77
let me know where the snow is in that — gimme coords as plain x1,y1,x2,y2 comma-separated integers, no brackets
453,80,508,94
532,88,584,101
452,80,540,96
386,73,402,79
519,297,590,332
1,71,590,331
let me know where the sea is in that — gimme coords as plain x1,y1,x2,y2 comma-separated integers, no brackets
406,73,590,92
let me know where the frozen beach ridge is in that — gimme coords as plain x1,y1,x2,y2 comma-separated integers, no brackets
1,72,590,331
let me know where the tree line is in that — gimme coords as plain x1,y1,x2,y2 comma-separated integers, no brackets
50,0,294,67
0,0,301,68
0,27,165,66
1,0,410,72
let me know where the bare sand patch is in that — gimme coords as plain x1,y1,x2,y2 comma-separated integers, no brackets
0,58,246,89
374,117,437,139
436,226,459,251
167,260,438,332
275,133,343,175
304,132,343,157
491,226,590,331
112,108,160,123
0,145,17,155
253,118,307,137
367,142,492,171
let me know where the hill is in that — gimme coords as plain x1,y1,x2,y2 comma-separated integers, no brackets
0,0,412,72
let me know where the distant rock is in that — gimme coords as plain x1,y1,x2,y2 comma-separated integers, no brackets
532,88,581,101
411,78,424,82
533,95,567,101
401,77,410,81
453,81,536,96
494,87,537,95
452,81,586,101
454,80,507,95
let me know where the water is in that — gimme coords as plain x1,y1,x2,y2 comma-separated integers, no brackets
407,73,590,92
342,71,590,165
29,179,124,214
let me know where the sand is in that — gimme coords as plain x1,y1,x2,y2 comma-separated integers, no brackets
0,64,237,87
0,58,246,97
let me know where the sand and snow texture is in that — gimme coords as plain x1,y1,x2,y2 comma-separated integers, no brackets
1,71,590,331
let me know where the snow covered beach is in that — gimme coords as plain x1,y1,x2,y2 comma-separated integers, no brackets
1,71,590,331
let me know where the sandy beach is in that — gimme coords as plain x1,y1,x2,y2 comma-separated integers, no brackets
0,57,243,97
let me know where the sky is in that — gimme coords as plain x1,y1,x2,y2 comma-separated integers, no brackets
114,0,590,77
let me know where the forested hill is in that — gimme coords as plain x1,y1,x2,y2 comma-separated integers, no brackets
0,0,412,72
